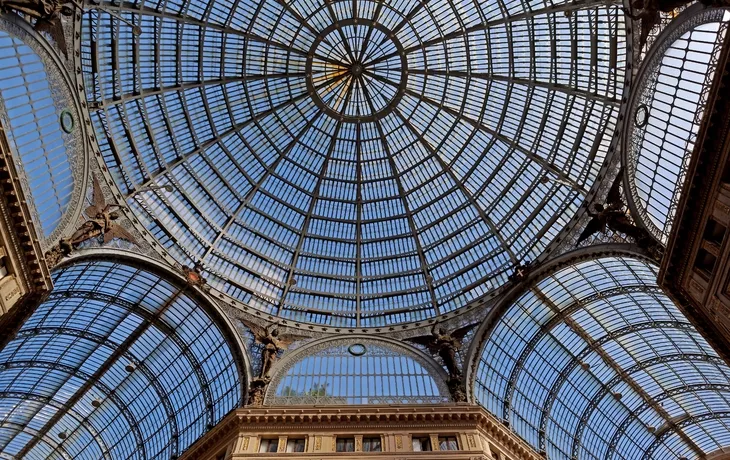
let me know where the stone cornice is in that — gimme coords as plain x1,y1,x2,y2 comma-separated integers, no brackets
180,404,541,460
0,119,53,293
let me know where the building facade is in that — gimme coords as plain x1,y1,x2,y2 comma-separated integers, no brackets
180,405,538,460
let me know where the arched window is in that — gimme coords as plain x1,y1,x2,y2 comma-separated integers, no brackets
0,257,245,459
473,255,730,459
625,8,730,243
267,338,449,405
0,17,79,240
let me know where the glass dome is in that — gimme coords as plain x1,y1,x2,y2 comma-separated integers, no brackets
0,258,244,459
473,256,730,459
81,0,626,327
0,17,77,241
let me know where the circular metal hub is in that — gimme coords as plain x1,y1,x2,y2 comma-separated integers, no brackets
306,20,408,122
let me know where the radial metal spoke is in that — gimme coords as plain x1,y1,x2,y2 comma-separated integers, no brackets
391,106,518,264
365,0,620,67
366,70,587,194
359,76,440,315
324,0,357,63
358,1,384,62
125,72,345,197
404,69,620,105
201,107,327,260
277,116,347,313
383,0,432,43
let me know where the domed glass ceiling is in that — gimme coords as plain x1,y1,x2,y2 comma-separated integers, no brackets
81,0,626,327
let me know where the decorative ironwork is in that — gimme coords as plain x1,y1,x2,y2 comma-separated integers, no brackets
644,411,730,458
266,337,450,405
573,360,730,459
473,255,730,460
241,320,307,405
605,377,730,459
0,0,74,56
623,7,729,244
0,258,243,459
80,0,627,327
45,175,137,265
501,284,666,422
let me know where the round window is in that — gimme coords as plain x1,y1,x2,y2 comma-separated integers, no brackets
348,344,367,356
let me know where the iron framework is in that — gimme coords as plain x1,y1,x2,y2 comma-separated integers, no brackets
80,0,626,327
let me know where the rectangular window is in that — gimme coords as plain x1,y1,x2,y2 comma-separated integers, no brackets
258,438,279,453
412,437,432,451
336,437,355,452
286,438,306,452
363,437,382,452
439,436,458,451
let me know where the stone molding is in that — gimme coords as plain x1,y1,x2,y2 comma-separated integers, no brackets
180,404,541,460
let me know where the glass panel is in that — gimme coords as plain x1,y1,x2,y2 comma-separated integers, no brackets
286,438,306,452
412,437,431,451
79,0,627,327
627,11,730,242
336,438,355,452
0,29,73,236
474,256,730,459
363,437,382,452
0,260,241,459
439,436,458,450
272,341,448,404
259,439,279,452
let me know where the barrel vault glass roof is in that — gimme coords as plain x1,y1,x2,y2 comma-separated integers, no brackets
81,0,626,327
474,256,730,460
0,259,242,460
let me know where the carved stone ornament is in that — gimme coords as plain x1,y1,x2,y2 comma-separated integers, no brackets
246,376,271,406
44,174,137,267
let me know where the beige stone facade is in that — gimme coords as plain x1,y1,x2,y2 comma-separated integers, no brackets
179,405,541,460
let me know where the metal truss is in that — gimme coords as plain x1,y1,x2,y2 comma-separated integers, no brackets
12,327,179,456
46,289,216,427
533,320,696,453
14,290,186,459
81,0,628,327
501,285,663,422
0,391,113,460
0,360,146,458
571,354,729,459
643,411,730,458
605,380,730,459
0,421,73,460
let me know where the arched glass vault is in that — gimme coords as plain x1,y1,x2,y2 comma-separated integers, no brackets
0,256,246,460
80,0,626,327
472,255,730,459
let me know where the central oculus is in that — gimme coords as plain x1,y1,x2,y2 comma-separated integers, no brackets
350,63,364,77
306,20,408,123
